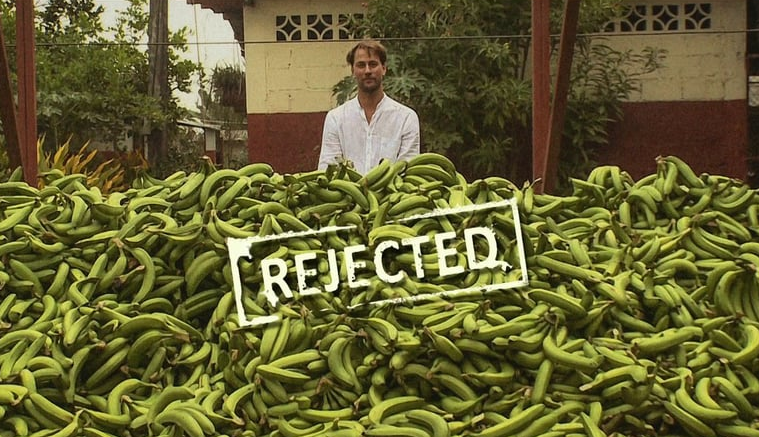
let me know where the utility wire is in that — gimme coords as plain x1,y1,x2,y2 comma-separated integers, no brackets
4,27,759,48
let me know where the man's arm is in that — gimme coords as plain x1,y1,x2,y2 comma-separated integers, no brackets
396,111,420,162
318,111,344,170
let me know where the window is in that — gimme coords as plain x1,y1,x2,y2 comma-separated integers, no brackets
275,13,364,41
604,3,711,33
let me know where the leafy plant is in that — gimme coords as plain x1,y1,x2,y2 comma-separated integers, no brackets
37,138,148,193
210,64,246,111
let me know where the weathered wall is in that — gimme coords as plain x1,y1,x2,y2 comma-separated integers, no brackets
248,112,325,172
604,2,745,102
243,0,362,173
600,1,748,180
601,100,748,180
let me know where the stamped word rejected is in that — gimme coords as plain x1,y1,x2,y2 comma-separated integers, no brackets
227,198,528,326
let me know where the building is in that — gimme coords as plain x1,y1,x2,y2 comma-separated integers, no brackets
598,2,749,180
186,0,752,181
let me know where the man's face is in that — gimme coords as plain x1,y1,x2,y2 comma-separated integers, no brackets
352,48,386,94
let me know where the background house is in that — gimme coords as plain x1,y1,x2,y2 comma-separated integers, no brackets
187,0,752,182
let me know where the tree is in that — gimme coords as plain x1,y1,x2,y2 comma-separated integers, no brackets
0,0,202,170
335,0,665,185
209,63,246,113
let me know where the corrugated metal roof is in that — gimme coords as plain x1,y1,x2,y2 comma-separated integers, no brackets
178,118,222,131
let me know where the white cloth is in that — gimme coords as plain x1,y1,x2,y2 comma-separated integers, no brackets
318,95,420,174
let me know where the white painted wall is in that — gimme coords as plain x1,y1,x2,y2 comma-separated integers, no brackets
242,0,747,113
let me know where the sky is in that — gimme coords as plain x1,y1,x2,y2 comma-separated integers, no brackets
97,0,244,110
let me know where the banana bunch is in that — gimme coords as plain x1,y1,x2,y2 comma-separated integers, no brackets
0,153,759,436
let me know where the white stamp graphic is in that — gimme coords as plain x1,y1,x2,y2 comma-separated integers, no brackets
227,198,528,326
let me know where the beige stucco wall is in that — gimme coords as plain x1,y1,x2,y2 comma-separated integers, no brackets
243,1,747,112
605,1,746,102
243,0,364,114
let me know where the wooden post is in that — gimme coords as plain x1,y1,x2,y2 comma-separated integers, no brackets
16,0,38,186
542,0,581,193
531,0,551,190
0,19,23,172
147,0,169,169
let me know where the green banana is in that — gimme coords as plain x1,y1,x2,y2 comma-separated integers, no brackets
711,375,755,421
542,328,603,374
662,400,716,437
631,326,703,356
367,396,426,426
469,404,545,437
674,382,738,422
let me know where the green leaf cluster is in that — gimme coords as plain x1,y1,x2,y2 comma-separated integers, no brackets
1,0,203,155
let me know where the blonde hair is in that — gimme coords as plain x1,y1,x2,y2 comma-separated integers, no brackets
346,40,387,66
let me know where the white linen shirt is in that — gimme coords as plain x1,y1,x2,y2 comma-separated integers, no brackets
318,95,420,174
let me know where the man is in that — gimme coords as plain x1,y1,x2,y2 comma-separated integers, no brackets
318,40,420,174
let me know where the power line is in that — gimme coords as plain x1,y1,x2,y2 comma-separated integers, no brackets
4,27,759,48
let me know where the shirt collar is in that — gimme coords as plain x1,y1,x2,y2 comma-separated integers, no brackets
353,93,388,112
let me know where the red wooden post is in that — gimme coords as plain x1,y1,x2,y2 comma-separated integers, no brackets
0,19,23,172
531,0,551,191
542,0,581,193
16,0,38,186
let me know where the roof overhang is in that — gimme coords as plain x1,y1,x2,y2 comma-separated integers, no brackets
183,0,245,51
178,118,222,131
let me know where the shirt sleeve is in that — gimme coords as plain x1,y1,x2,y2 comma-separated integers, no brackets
396,110,421,163
318,110,343,170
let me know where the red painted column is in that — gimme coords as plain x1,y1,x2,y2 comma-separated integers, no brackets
0,19,22,171
531,0,551,190
542,0,580,193
16,0,37,186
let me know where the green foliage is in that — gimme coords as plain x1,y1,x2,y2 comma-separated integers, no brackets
0,0,203,158
209,63,246,111
0,149,10,181
210,64,245,95
335,0,665,186
151,127,207,178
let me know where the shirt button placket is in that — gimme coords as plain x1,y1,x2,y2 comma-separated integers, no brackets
366,130,372,173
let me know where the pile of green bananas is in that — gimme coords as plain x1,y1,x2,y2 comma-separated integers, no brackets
0,154,758,437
